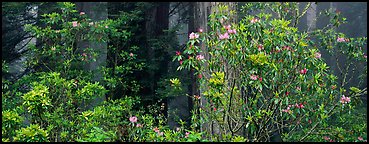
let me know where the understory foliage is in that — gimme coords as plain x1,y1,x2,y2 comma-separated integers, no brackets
2,2,367,142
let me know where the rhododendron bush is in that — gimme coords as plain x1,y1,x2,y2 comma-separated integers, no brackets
174,4,366,142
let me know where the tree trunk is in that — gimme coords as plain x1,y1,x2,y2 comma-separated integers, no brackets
193,2,237,140
76,2,108,109
306,2,317,32
167,2,192,129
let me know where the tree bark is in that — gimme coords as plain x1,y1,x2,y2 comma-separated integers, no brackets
306,2,317,32
193,2,237,140
167,2,192,129
76,2,108,109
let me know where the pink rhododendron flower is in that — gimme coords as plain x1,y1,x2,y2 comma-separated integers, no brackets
300,68,307,74
250,75,258,80
80,12,85,15
283,46,291,51
198,28,203,33
358,137,363,141
158,132,164,136
105,25,109,28
196,55,204,60
250,18,259,23
296,86,301,91
153,127,159,133
219,33,229,40
176,51,181,56
258,77,262,82
189,32,199,39
129,53,134,57
136,123,143,128
337,37,345,42
185,132,190,138
213,107,217,111
179,60,183,65
82,53,87,57
308,119,312,124
364,54,367,59
72,21,78,27
198,74,202,79
282,106,291,113
340,95,351,104
323,136,330,141
224,24,231,30
315,52,321,59
258,44,264,51
227,29,237,34
286,91,290,96
232,29,237,34
295,103,304,109
129,116,137,123
194,95,201,100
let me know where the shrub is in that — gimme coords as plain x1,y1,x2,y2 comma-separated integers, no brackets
174,3,366,142
13,124,49,142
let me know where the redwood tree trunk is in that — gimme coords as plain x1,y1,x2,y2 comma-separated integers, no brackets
193,2,237,140
76,2,108,109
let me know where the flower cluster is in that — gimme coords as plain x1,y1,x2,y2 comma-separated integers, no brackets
189,32,199,40
72,21,79,27
340,95,351,104
136,123,143,128
323,136,334,142
219,24,236,40
198,28,203,33
224,25,236,34
336,37,346,42
153,127,164,136
176,51,181,56
315,52,321,59
258,44,264,51
282,103,305,114
250,18,260,23
129,116,137,123
194,95,201,100
185,132,190,138
219,33,229,40
300,68,307,74
282,46,292,51
282,106,292,114
250,74,262,82
198,74,202,79
196,55,204,60
295,103,305,109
